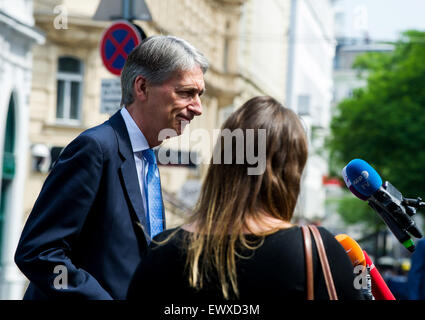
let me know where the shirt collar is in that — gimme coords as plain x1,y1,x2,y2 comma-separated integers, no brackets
120,107,150,153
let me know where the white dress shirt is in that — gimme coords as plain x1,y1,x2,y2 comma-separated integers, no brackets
120,107,150,218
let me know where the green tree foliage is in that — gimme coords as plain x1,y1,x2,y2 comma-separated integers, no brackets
328,30,425,226
335,196,384,231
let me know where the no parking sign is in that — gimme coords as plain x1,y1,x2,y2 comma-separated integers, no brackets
100,20,144,76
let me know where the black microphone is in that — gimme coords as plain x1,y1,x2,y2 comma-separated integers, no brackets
342,159,423,252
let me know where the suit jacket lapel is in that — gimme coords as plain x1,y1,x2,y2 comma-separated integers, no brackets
109,111,149,238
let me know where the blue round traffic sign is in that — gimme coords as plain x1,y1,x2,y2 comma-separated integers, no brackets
100,21,142,75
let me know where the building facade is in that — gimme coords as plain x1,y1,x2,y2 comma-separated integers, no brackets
325,0,395,240
238,0,335,221
3,0,337,298
0,0,44,299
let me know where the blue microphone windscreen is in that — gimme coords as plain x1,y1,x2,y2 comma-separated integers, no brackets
343,159,382,198
342,165,369,200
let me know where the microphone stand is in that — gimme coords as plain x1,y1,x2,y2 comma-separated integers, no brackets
402,197,425,213
368,201,416,252
368,182,423,252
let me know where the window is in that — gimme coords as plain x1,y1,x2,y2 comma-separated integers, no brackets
56,57,83,123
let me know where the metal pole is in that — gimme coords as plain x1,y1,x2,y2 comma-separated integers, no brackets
122,0,132,21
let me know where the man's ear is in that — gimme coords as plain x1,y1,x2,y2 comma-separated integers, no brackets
133,75,148,101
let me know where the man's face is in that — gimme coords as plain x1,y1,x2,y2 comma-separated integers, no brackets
142,66,205,142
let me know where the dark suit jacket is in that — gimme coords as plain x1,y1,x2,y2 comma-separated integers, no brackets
14,110,165,299
408,238,425,300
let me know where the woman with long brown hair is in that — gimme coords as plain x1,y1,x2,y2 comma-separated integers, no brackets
127,96,363,302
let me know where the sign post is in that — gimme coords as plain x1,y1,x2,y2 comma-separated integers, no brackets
99,20,143,76
97,0,150,113
100,78,122,115
99,20,146,114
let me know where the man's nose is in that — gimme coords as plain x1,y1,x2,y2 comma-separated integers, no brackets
188,95,202,116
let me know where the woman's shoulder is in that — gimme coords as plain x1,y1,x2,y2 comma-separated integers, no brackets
278,225,340,242
295,225,346,255
314,225,337,241
314,226,346,252
265,225,344,252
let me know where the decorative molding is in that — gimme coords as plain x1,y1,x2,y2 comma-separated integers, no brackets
0,10,45,44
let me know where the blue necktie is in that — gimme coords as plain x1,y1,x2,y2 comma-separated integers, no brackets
142,148,164,239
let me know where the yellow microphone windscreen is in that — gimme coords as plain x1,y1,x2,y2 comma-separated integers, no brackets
335,234,366,267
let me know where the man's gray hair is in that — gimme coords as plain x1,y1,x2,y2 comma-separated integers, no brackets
120,35,209,106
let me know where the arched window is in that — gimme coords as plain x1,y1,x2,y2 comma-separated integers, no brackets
1,94,16,253
56,57,83,122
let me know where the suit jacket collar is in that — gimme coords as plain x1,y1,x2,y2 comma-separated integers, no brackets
109,110,149,241
109,110,134,161
120,107,150,153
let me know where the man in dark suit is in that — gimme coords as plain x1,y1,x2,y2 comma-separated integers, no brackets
14,35,208,299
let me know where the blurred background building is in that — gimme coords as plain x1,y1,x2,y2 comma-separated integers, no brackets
327,0,420,267
0,0,338,299
323,0,395,239
285,0,335,221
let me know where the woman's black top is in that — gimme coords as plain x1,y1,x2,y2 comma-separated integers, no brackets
127,226,364,302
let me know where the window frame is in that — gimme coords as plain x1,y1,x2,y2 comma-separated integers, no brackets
55,57,84,125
